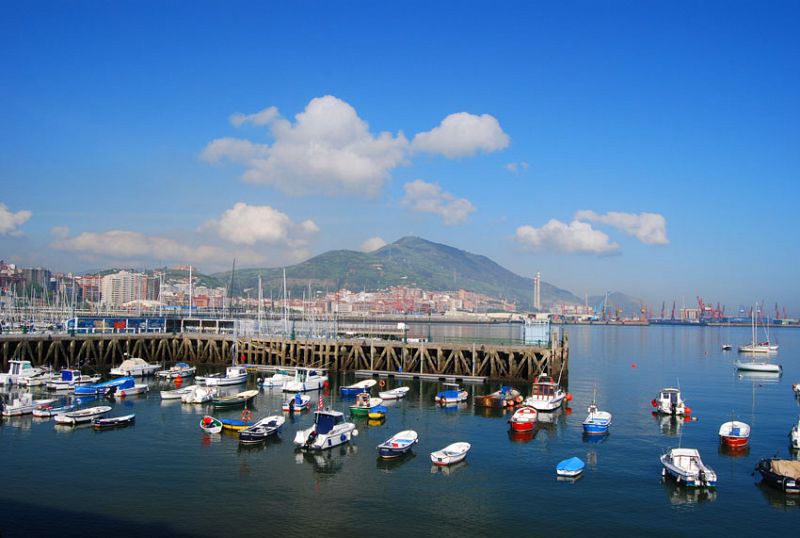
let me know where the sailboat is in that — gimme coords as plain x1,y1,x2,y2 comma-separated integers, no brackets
738,305,778,354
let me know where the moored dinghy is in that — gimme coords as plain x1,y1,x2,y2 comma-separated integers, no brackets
340,379,377,396
434,383,469,405
430,442,471,466
755,458,800,494
93,414,135,429
475,386,523,408
349,392,383,416
54,406,112,425
660,448,717,487
160,385,196,400
239,415,285,444
718,420,750,448
582,392,612,435
556,457,585,477
368,405,387,420
509,406,538,432
282,393,311,412
377,430,418,459
32,402,76,418
156,362,196,380
200,416,223,434
212,389,258,409
378,386,410,400
199,365,249,387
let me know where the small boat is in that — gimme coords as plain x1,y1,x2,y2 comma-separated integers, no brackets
378,386,410,400
793,383,800,396
93,414,135,429
349,392,383,416
651,388,691,416
18,368,57,387
0,360,46,386
74,376,136,396
434,383,469,405
475,386,523,408
1,394,56,416
660,448,717,488
754,458,800,494
181,385,216,404
160,385,196,400
282,393,311,413
718,420,750,448
791,416,800,450
430,442,471,466
212,389,258,409
721,344,732,351
54,406,113,425
294,409,358,450
508,406,538,432
582,394,612,435
257,369,294,388
200,416,223,434
556,457,585,477
738,308,779,354
340,379,377,396
523,375,566,411
238,415,285,444
155,362,196,380
46,369,101,391
114,382,149,398
733,359,782,373
32,402,76,418
110,357,160,377
220,418,255,431
199,365,248,386
377,430,418,459
368,405,387,420
283,367,328,393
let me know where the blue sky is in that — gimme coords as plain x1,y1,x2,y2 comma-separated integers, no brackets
1,1,798,311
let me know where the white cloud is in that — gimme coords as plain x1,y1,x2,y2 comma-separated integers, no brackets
505,161,529,174
412,112,510,158
211,202,319,247
401,180,476,226
575,210,669,245
50,226,70,239
360,236,387,252
202,95,409,196
229,106,279,127
515,219,619,254
0,203,32,236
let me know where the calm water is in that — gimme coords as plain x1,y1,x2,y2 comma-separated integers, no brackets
1,325,799,537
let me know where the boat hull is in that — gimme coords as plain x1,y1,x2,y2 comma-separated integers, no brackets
582,422,610,435
720,435,749,448
756,458,800,494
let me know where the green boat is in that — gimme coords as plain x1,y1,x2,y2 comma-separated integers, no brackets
349,392,383,416
212,389,258,409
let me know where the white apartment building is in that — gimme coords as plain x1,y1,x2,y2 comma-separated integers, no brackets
100,270,147,306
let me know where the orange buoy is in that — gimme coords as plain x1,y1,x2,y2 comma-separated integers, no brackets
684,406,692,415
323,380,330,388
631,363,637,368
651,399,657,407
565,393,573,402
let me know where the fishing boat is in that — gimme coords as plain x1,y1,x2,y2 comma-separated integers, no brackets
660,448,717,488
523,375,566,411
791,417,800,450
93,414,135,429
651,388,691,416
434,383,469,405
220,418,255,431
294,409,358,450
1,394,56,416
755,458,800,494
110,357,160,377
74,376,136,396
238,415,285,444
32,402,76,418
160,384,196,400
582,392,612,435
377,430,418,459
718,420,750,448
508,405,537,432
199,365,248,387
54,406,112,425
282,393,311,412
257,369,294,388
46,369,101,391
368,405,387,420
200,416,223,434
556,457,585,477
475,386,523,408
0,360,46,386
181,385,216,404
378,386,410,400
430,442,471,466
283,367,328,393
155,362,196,380
349,392,383,416
340,379,377,396
212,389,258,409
733,359,782,373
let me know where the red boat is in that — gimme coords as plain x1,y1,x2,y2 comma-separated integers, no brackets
718,420,750,448
508,406,537,432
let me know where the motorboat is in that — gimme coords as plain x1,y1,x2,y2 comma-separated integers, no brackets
238,415,285,444
368,405,387,420
523,375,566,411
181,385,216,404
199,366,248,387
377,430,418,459
734,359,782,373
54,406,112,425
200,416,223,434
791,417,800,450
257,369,294,388
349,392,383,416
508,406,538,432
434,383,469,405
340,379,377,396
294,409,358,450
660,448,717,488
110,357,160,377
430,442,471,466
155,362,196,380
475,386,523,408
755,458,800,494
282,393,311,413
378,386,410,400
32,402,76,418
160,385,196,400
283,367,328,393
211,389,258,409
18,368,57,387
0,360,46,386
46,369,101,391
651,388,691,416
582,393,612,435
1,394,56,416
74,377,140,397
93,414,135,429
556,457,585,478
718,420,750,448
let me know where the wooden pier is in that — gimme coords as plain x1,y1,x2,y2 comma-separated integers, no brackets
0,331,568,382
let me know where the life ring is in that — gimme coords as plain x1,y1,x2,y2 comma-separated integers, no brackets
379,379,386,388
241,409,252,421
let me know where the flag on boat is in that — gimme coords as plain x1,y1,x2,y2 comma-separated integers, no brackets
317,395,324,411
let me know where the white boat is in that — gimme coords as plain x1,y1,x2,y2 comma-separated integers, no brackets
660,448,717,488
294,409,358,450
283,367,328,393
18,368,56,387
32,402,76,418
155,362,196,380
377,430,419,459
556,457,585,478
738,306,779,353
434,383,469,404
379,386,410,400
651,388,690,416
114,383,149,397
160,385,197,400
54,406,112,425
734,359,781,373
110,357,160,377
257,369,294,388
718,420,750,448
181,385,216,403
0,360,45,386
199,365,248,386
582,401,612,435
791,417,800,450
430,442,471,466
793,383,800,396
340,379,377,396
282,393,312,412
523,375,566,411
1,394,56,416
46,369,101,390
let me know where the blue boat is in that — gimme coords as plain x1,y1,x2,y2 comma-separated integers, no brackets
556,457,585,477
434,383,468,405
74,376,135,396
340,379,377,396
377,430,419,459
582,402,612,435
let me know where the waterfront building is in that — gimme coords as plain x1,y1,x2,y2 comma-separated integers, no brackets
100,270,147,307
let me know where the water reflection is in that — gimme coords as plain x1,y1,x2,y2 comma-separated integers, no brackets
756,482,800,510
582,432,609,444
430,461,467,476
296,444,357,474
376,452,416,472
653,413,689,436
507,429,535,443
718,443,750,458
662,479,717,506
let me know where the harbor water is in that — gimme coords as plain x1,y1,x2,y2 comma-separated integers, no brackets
1,324,799,537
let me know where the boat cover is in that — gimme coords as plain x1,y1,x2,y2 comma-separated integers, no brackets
557,457,585,472
371,406,387,414
771,460,800,479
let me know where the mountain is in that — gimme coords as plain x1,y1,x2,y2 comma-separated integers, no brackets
214,236,582,309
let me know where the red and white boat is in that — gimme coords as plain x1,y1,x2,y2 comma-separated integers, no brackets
718,420,750,448
508,406,538,432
